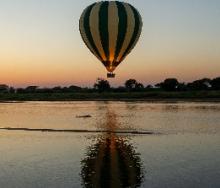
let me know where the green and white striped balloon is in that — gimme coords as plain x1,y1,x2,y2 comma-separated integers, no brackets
79,1,143,74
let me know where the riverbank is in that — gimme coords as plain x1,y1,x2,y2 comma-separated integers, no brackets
1,91,220,102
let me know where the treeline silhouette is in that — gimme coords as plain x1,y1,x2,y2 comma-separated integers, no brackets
0,77,220,94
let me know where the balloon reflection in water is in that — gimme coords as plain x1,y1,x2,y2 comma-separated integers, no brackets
81,109,143,188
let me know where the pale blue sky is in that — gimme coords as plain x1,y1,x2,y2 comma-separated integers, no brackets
0,0,219,87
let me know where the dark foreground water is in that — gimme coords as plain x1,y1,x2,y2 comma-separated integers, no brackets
0,101,219,188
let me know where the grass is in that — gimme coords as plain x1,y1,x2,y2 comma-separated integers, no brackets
1,90,220,102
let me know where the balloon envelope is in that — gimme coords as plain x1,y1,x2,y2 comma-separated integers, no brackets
79,1,143,73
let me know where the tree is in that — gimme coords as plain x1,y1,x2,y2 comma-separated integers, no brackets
146,85,153,89
155,83,162,88
25,86,38,93
187,78,211,91
211,77,220,90
94,78,110,92
158,78,179,91
9,87,15,94
125,79,138,91
16,88,25,93
0,84,9,93
52,86,62,93
177,82,187,91
68,85,82,91
134,82,144,91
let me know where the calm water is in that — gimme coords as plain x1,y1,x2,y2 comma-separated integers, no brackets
0,101,220,188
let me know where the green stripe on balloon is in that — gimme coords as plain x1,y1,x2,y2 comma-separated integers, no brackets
83,3,102,61
99,1,109,61
114,1,128,62
120,5,141,62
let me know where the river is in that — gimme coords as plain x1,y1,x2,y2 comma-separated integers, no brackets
0,101,219,188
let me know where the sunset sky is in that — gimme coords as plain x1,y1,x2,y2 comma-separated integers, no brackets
0,0,219,87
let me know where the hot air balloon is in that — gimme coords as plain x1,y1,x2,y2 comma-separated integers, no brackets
79,1,143,78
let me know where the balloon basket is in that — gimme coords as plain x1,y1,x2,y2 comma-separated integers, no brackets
107,73,115,78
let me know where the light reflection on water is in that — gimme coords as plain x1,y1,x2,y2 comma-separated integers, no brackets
81,109,143,188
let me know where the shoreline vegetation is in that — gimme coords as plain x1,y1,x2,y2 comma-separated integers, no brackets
1,77,220,102
1,91,220,102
